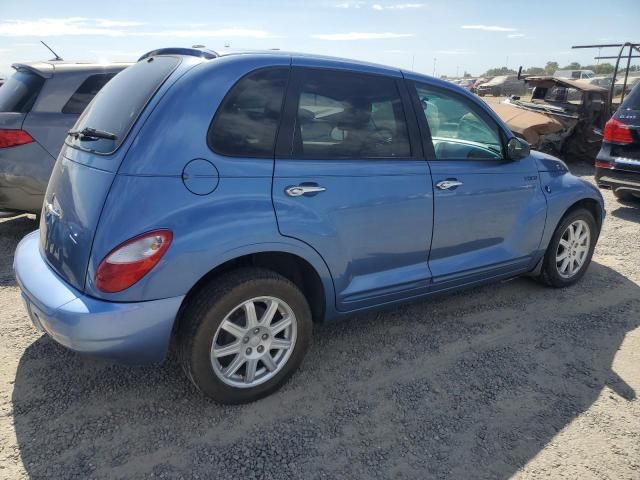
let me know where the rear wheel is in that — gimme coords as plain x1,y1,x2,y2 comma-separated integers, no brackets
538,208,597,288
177,268,312,404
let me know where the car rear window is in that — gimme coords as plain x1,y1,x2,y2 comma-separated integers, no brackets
62,73,117,114
208,68,289,158
0,70,45,113
66,56,179,154
620,82,640,111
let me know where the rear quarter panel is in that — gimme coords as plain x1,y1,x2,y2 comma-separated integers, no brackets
87,54,336,318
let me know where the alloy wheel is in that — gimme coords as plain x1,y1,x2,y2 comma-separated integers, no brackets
210,296,297,388
555,219,591,279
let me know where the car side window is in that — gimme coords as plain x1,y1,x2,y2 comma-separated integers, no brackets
62,73,117,114
208,68,289,158
413,83,503,160
293,69,411,159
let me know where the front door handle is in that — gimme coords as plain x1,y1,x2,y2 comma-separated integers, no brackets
285,184,326,197
436,179,464,190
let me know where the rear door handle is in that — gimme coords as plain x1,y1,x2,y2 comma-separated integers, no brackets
436,179,464,190
285,184,326,197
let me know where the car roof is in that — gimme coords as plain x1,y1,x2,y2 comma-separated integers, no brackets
140,47,404,77
11,61,132,78
525,75,607,93
221,49,406,76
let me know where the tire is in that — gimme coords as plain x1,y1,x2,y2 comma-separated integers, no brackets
537,208,597,288
176,267,312,404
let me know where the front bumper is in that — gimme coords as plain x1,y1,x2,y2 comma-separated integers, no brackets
595,166,640,196
13,231,184,364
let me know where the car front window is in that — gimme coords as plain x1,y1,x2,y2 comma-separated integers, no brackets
414,83,503,160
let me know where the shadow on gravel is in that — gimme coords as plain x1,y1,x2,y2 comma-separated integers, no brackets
611,202,640,223
10,262,640,479
0,215,36,287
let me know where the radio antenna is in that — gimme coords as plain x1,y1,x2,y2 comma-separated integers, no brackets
40,41,63,61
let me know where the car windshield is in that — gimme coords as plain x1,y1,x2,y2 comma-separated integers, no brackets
66,56,179,154
620,82,640,111
0,70,45,113
486,76,508,85
543,86,583,105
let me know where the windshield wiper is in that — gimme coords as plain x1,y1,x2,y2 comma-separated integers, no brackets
67,127,117,141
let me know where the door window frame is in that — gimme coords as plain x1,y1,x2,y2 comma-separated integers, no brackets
207,66,292,159
275,66,424,160
407,80,510,161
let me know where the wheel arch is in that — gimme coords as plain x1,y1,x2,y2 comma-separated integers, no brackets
563,197,603,232
172,244,334,339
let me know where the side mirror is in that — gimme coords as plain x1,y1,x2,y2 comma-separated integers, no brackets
507,137,530,160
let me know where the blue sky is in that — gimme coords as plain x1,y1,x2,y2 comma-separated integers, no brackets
0,0,638,78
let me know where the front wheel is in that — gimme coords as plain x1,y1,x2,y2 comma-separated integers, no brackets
537,208,598,288
177,268,312,404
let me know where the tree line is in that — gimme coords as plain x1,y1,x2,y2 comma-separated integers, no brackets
482,62,639,78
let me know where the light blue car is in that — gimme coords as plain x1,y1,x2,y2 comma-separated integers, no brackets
14,48,605,404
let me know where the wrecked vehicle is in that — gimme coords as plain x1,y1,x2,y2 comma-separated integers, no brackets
491,76,608,159
476,75,526,97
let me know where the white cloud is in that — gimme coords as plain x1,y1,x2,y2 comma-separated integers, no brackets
0,18,271,39
94,19,145,28
136,28,271,38
461,25,517,32
437,49,472,55
312,32,413,40
335,1,366,7
507,33,525,38
372,3,425,10
0,18,128,37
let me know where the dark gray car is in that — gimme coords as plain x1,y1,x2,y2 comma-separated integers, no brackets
0,61,130,215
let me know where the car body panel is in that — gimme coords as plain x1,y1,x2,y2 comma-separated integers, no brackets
427,156,547,285
40,154,116,291
13,50,605,365
490,103,564,146
595,82,640,197
15,231,183,363
273,159,434,311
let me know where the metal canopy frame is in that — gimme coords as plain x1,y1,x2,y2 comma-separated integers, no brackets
572,42,640,114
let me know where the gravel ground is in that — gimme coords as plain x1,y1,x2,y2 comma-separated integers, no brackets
0,163,639,479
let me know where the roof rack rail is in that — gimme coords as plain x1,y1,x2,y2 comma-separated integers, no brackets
138,47,219,62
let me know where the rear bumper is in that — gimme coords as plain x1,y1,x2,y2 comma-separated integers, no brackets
13,231,184,364
595,166,640,195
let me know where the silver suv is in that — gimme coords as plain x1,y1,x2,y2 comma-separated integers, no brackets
0,61,130,216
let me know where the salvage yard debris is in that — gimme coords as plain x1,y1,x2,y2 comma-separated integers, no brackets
492,76,608,159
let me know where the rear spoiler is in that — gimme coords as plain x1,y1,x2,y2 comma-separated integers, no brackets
11,62,55,79
138,47,219,62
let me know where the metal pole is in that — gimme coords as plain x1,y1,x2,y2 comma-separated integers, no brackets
621,45,633,104
609,42,630,117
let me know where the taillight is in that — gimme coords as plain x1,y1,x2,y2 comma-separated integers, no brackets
603,118,634,145
0,129,34,149
95,230,173,293
595,160,614,169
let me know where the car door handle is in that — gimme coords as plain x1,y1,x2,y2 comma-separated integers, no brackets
285,184,326,197
436,179,464,190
